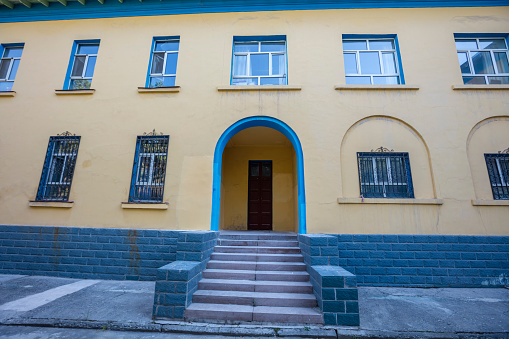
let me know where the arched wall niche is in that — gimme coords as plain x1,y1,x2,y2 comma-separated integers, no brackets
340,115,436,199
466,116,509,200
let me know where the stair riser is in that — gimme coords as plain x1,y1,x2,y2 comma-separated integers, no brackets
192,295,317,308
185,310,252,322
211,253,303,262
198,282,313,294
203,271,255,280
207,262,306,271
202,271,309,282
255,273,310,282
215,247,301,254
218,240,299,247
252,312,323,324
220,235,298,241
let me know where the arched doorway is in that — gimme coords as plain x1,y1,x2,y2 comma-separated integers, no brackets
211,116,306,234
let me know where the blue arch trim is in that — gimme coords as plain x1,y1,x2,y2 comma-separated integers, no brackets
211,116,306,234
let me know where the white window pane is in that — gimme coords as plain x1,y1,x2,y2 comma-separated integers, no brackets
232,77,257,85
0,60,9,79
462,76,486,85
164,53,178,75
343,40,367,50
488,76,509,84
479,39,506,50
359,52,381,74
155,41,179,52
346,76,371,84
261,42,285,52
343,53,358,74
369,39,394,50
272,54,285,75
457,52,471,74
7,59,20,80
84,56,96,78
234,43,258,53
71,56,86,77
234,55,247,76
250,54,269,76
70,79,92,89
151,53,164,74
494,52,509,73
0,81,13,91
77,44,99,55
4,47,23,58
381,52,397,74
455,39,477,50
260,77,286,85
471,51,495,74
373,76,399,85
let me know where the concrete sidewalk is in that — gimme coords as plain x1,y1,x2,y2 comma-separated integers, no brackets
0,274,508,338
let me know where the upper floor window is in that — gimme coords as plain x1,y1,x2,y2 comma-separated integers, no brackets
36,133,80,202
456,37,509,85
0,44,23,91
148,38,179,88
357,150,414,198
129,133,169,203
485,152,509,200
232,36,287,85
66,41,99,90
343,36,402,85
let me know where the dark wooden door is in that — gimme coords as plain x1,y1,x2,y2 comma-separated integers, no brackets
248,161,272,230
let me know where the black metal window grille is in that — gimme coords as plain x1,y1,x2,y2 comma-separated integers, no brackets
357,152,414,198
485,153,509,200
36,135,81,201
129,135,169,203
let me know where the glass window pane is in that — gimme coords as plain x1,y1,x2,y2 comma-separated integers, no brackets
346,76,371,85
373,76,399,85
234,43,258,53
232,77,258,85
77,44,99,55
71,56,86,77
457,52,471,74
164,53,178,75
250,54,269,76
494,52,509,73
359,52,381,74
462,76,486,85
381,52,397,74
70,79,92,89
163,76,176,86
344,53,358,74
343,40,367,50
479,39,506,50
149,77,165,88
262,163,271,176
234,55,247,76
455,39,477,50
4,47,23,58
272,54,285,75
84,56,96,78
0,60,9,79
155,41,179,52
369,39,394,50
260,77,286,85
0,81,13,91
250,163,259,176
488,76,509,84
7,59,20,80
151,53,164,74
261,42,285,52
471,51,495,74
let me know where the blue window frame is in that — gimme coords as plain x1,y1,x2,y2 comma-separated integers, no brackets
342,34,405,85
64,40,100,90
129,135,169,203
357,151,414,198
36,134,81,202
146,37,179,88
485,153,509,200
231,35,287,85
0,43,24,91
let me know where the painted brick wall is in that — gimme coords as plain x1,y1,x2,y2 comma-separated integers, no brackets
337,234,509,287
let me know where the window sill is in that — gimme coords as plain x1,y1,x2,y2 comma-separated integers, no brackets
29,201,74,208
471,199,509,206
138,86,180,93
337,197,443,205
55,89,95,95
0,91,16,97
121,202,168,210
217,85,302,92
452,85,509,90
334,85,419,91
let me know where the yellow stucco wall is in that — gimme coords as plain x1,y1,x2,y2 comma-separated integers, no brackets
0,6,508,234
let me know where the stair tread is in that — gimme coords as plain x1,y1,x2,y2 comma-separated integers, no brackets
199,278,312,286
208,260,305,265
186,303,253,312
204,269,309,275
193,290,316,299
187,303,321,316
212,253,303,257
216,246,301,250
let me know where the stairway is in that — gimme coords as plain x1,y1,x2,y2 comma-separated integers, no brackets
185,231,323,324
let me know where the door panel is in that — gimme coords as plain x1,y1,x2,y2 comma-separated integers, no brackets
248,161,272,230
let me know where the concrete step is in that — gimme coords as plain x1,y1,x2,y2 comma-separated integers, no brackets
185,303,253,322
202,269,310,282
219,233,298,241
214,246,301,254
198,278,313,293
211,252,304,262
217,239,300,247
207,260,306,271
192,290,317,307
253,306,323,324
